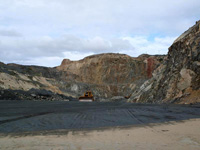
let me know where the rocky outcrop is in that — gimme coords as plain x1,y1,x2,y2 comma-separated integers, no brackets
2,21,199,103
129,20,200,104
58,53,159,84
57,53,165,99
0,63,73,100
0,53,164,101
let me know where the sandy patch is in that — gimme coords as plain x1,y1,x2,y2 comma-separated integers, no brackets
0,119,200,150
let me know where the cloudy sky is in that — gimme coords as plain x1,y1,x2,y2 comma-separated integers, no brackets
0,0,199,67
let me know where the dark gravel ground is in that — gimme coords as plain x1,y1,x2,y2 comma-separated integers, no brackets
0,100,200,134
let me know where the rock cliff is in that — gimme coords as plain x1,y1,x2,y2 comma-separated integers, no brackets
129,20,200,104
1,21,199,103
0,53,164,100
57,53,164,99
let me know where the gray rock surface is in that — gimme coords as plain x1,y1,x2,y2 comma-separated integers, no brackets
0,53,164,101
129,20,200,104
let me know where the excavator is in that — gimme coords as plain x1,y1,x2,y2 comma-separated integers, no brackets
79,91,94,102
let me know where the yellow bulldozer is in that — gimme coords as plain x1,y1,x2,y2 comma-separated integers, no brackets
79,91,94,102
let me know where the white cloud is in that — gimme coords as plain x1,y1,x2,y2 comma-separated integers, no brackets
0,29,21,37
0,35,133,66
0,0,199,66
0,0,199,37
63,51,94,61
12,56,64,67
121,36,177,56
0,34,177,67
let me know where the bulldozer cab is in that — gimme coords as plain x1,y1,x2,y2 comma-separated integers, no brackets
84,91,93,97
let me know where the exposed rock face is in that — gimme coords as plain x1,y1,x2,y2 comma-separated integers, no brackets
0,63,74,100
129,21,200,104
58,54,149,84
57,53,165,99
2,20,199,103
0,53,164,100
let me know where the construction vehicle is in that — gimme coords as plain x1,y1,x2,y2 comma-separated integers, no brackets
79,91,94,102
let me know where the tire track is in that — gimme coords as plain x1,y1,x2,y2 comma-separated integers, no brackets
78,113,87,128
0,112,52,125
69,113,83,128
127,108,164,134
126,108,144,124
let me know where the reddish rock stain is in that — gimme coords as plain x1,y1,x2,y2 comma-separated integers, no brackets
147,58,154,78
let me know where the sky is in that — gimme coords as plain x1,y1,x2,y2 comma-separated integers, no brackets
0,0,199,67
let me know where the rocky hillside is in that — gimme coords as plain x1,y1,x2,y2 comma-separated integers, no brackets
57,53,165,99
1,21,199,103
0,63,75,100
0,54,164,101
129,20,200,104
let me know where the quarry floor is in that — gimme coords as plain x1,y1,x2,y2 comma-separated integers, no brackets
0,101,200,150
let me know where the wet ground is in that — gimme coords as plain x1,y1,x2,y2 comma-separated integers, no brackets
0,100,200,134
